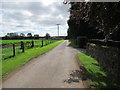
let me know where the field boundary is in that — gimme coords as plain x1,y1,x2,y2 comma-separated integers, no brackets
0,39,57,60
2,40,57,60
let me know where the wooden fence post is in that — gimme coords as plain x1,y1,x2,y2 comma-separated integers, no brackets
41,40,43,47
21,41,24,53
46,40,47,45
31,41,34,47
20,41,23,49
22,42,24,53
13,44,15,56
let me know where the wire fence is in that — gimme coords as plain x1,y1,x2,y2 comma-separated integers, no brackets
1,40,56,60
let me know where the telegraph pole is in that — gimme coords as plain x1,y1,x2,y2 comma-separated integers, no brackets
56,24,60,36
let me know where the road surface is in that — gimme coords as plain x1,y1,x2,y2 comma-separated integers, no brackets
3,40,85,88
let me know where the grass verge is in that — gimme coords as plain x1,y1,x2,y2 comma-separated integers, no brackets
77,53,120,88
2,40,64,79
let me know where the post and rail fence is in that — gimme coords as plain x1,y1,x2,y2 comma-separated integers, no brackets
1,40,55,60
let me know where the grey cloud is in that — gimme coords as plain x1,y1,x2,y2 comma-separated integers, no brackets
2,2,70,27
4,11,28,20
2,2,52,15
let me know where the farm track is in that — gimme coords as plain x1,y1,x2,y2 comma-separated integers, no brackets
3,40,85,88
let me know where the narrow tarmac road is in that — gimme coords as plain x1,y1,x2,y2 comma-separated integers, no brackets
3,40,85,88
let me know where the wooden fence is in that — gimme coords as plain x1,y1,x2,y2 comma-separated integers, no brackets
1,40,55,60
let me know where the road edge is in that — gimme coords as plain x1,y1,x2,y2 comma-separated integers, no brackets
76,53,91,88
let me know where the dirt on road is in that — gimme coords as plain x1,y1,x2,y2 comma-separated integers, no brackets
3,40,86,88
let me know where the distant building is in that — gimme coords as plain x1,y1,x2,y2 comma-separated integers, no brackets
6,33,18,37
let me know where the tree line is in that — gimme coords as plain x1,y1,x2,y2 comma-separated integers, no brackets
2,33,51,40
66,2,120,41
5,33,39,38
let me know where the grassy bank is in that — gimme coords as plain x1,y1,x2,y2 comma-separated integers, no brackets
77,53,120,88
2,40,64,78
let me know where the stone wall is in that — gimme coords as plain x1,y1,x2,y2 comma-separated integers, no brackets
86,43,120,78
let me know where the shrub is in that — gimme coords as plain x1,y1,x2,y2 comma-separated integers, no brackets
77,36,88,48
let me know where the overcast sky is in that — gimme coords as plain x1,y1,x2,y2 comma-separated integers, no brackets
0,0,70,36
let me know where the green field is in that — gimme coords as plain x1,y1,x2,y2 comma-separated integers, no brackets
2,40,64,79
1,40,42,44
